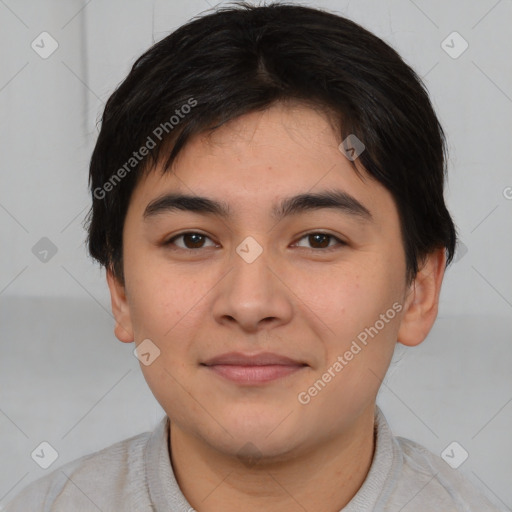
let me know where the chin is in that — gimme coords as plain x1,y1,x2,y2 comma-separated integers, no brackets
211,432,300,465
207,412,305,457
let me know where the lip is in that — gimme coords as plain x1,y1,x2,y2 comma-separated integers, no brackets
202,351,305,366
201,352,308,384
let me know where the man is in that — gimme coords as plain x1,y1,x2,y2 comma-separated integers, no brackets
4,2,504,510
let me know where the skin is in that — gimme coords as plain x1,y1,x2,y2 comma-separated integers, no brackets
107,101,446,512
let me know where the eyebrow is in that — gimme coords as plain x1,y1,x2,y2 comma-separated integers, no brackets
143,189,373,222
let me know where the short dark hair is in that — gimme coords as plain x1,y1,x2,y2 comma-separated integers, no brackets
85,1,457,285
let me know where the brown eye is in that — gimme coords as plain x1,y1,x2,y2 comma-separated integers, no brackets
295,232,345,250
183,233,205,248
308,233,330,248
165,232,216,250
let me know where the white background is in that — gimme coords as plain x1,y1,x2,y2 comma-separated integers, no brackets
1,0,511,509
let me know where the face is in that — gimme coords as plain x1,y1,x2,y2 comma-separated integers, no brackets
108,102,440,461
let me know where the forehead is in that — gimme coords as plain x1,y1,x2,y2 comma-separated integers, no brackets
127,102,397,227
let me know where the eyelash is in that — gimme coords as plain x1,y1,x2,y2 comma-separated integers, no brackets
163,231,347,252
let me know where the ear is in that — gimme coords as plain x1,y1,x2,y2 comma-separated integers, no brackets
106,269,134,343
397,248,446,347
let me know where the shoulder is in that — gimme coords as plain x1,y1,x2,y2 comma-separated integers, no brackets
389,436,505,511
2,429,153,511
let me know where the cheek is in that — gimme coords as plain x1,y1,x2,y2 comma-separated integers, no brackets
124,254,192,339
306,265,371,327
310,261,400,360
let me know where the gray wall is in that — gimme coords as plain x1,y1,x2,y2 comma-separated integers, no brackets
1,0,511,508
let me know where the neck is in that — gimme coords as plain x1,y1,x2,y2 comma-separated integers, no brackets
169,404,376,512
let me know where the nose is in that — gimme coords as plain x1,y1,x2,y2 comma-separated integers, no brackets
211,242,294,333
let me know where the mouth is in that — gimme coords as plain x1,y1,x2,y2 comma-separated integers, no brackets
200,352,308,384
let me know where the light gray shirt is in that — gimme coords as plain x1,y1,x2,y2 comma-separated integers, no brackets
3,407,505,511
